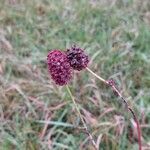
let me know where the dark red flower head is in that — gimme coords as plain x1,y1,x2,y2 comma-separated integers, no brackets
66,45,89,71
47,50,72,86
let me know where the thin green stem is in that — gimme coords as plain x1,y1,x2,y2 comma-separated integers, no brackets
66,85,97,150
66,85,86,128
86,67,107,84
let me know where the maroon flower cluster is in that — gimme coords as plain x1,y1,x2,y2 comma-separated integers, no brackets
47,50,72,86
66,45,89,71
47,46,89,86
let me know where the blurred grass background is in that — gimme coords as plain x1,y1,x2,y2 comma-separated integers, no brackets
0,0,150,149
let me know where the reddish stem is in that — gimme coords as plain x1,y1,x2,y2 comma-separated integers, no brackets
86,68,142,150
128,107,142,150
107,79,142,150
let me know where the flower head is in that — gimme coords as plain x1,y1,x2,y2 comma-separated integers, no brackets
66,45,89,71
47,50,72,86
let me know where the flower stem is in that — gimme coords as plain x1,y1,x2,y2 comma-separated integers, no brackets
66,85,97,150
86,67,142,150
86,67,107,84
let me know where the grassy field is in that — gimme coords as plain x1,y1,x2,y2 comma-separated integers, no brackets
0,0,150,149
